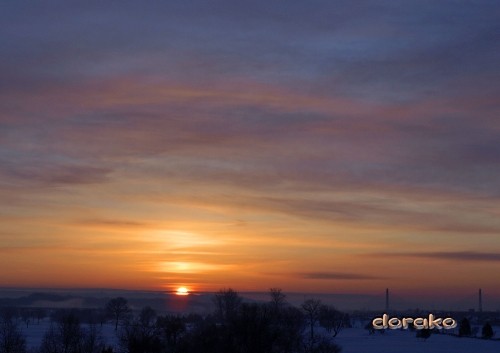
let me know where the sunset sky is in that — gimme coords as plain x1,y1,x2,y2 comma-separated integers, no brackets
1,1,499,300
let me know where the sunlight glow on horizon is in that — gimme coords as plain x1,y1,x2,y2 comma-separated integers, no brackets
176,287,189,296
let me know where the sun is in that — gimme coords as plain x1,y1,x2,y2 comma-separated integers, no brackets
176,287,189,296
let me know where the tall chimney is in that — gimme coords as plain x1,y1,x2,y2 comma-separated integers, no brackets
479,288,483,313
385,288,389,312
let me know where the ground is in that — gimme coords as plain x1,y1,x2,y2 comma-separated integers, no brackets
335,328,500,353
20,319,500,353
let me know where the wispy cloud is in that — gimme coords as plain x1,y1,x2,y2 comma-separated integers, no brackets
367,251,500,263
73,218,151,229
0,0,499,292
0,160,111,187
297,272,384,280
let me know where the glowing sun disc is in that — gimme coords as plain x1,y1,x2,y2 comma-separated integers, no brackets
176,287,189,296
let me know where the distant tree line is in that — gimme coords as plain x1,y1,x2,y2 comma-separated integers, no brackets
116,288,346,353
4,289,497,353
0,288,349,353
458,317,495,340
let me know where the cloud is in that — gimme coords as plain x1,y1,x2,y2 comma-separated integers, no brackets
367,251,500,263
1,0,499,292
73,218,151,229
0,160,111,187
150,190,500,235
296,272,383,280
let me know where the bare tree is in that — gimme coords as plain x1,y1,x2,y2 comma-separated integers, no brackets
213,288,242,323
82,322,105,353
319,305,347,337
40,311,105,353
20,310,31,329
40,311,83,353
157,315,185,349
118,307,161,353
138,306,157,337
301,299,322,345
106,297,131,331
0,315,26,353
269,288,286,312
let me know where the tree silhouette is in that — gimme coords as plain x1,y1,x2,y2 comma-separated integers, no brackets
229,303,274,353
106,297,131,331
271,306,305,353
312,336,342,353
156,315,185,350
213,288,242,323
40,311,85,353
416,328,431,340
459,318,472,337
269,288,286,312
82,322,105,353
301,299,322,346
29,287,345,353
36,308,47,325
482,322,494,339
0,314,26,353
118,307,161,353
20,309,31,329
319,305,347,338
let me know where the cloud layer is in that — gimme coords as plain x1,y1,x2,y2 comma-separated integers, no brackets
0,0,499,298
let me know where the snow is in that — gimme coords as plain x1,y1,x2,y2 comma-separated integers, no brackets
334,328,500,353
19,320,500,353
20,319,118,350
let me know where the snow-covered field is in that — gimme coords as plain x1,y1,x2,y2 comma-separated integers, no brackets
21,319,500,353
335,328,500,353
20,319,118,350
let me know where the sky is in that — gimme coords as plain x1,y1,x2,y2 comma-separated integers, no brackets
0,1,499,304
